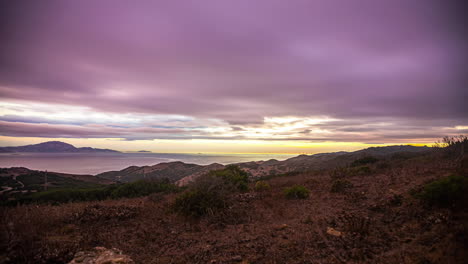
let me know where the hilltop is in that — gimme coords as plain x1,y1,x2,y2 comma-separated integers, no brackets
96,145,431,184
0,141,120,153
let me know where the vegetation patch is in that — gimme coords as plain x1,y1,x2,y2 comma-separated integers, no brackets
349,165,372,175
172,166,249,218
205,165,249,191
254,180,271,192
284,185,310,199
109,179,178,199
350,156,378,167
72,204,139,223
173,189,227,217
418,174,468,208
331,179,353,193
4,179,179,205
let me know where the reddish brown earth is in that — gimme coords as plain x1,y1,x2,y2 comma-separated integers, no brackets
1,155,467,264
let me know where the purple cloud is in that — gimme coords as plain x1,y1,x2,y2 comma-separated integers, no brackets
0,0,466,143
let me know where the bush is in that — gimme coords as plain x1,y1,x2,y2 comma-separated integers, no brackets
418,175,468,207
205,165,249,191
254,180,270,192
173,189,227,217
172,166,249,218
284,185,310,199
331,179,353,193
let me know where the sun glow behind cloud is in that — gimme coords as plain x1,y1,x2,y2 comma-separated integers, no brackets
0,100,465,153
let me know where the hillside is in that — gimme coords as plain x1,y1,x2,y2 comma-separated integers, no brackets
95,145,431,185
0,167,114,195
0,141,120,153
97,161,224,183
1,145,466,263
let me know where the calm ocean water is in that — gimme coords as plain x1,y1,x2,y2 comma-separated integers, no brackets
0,152,296,175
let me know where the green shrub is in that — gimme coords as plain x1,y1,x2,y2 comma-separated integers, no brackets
172,189,227,217
418,175,468,207
351,156,378,167
284,185,310,199
206,165,249,191
331,179,353,193
172,166,249,218
254,180,270,192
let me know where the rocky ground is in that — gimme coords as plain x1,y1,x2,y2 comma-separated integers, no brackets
1,153,467,264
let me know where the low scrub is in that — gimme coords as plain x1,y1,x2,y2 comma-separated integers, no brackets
110,179,178,199
254,180,271,192
349,165,371,176
173,189,227,217
330,165,372,179
6,179,179,205
284,185,310,199
173,166,249,218
205,165,249,191
418,174,468,208
331,179,353,193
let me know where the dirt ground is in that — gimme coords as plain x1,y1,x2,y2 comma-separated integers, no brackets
1,156,467,264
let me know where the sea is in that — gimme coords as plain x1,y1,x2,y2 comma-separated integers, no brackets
0,152,297,175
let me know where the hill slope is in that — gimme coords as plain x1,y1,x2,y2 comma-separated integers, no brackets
97,161,224,183
0,167,114,194
2,146,465,264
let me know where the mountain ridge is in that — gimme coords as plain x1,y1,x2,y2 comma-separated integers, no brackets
0,141,120,153
96,145,431,184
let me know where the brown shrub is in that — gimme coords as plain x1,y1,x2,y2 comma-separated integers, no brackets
70,204,140,223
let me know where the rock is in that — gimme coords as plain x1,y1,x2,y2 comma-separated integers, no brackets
274,224,289,231
326,227,342,237
69,247,134,264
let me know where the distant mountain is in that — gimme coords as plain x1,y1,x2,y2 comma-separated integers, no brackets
0,141,120,153
95,145,431,185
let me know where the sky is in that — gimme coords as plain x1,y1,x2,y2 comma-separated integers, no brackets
0,0,467,153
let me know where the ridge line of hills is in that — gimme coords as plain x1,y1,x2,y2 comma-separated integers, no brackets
95,145,430,185
0,142,431,193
